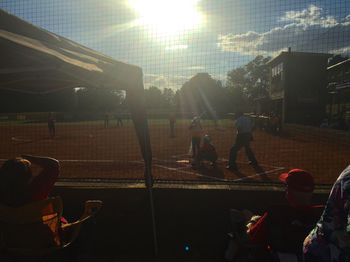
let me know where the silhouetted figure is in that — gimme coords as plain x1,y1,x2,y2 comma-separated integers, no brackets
116,113,123,127
226,169,319,261
0,155,60,207
192,135,218,168
169,113,176,137
336,112,348,131
227,112,258,171
104,112,110,128
47,112,56,138
270,112,281,134
320,118,329,128
189,116,202,159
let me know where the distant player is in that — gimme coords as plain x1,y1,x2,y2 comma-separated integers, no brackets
169,113,176,138
227,111,258,171
104,112,110,128
189,116,202,159
210,110,219,128
193,135,218,168
47,112,56,138
116,113,123,127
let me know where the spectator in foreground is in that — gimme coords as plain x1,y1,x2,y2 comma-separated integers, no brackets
0,155,59,207
227,169,321,261
303,165,350,262
247,169,319,258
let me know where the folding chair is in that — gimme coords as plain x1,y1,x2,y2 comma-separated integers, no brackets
0,196,102,257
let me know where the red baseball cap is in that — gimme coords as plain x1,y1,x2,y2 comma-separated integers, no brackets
279,169,314,192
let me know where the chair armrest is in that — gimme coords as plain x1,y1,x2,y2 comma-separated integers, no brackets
80,200,103,221
60,200,102,247
60,221,83,247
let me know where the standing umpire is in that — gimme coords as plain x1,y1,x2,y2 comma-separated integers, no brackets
226,111,258,171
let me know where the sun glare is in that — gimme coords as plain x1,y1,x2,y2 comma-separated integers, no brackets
129,0,203,38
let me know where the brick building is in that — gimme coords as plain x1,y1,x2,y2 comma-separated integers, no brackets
327,59,350,128
267,50,331,126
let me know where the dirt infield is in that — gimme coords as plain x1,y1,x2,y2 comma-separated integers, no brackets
0,120,349,185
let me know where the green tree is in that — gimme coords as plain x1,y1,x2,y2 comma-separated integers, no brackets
177,73,231,117
162,88,175,108
76,88,125,111
226,55,270,110
144,86,165,108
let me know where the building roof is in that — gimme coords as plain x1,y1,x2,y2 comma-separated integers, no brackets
267,51,332,65
327,58,350,71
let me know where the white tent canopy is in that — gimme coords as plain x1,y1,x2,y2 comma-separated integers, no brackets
0,9,152,186
0,10,142,93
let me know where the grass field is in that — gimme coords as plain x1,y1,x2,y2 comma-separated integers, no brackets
0,119,349,185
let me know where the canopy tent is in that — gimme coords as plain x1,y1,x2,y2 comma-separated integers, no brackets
0,9,152,185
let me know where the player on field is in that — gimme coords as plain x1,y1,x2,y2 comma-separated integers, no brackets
116,113,123,127
192,135,218,168
189,116,203,159
169,113,176,138
104,111,110,128
47,112,56,138
227,111,258,171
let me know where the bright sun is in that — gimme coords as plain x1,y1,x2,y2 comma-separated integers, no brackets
128,0,203,38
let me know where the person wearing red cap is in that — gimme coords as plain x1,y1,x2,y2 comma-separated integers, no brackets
244,169,323,260
303,165,350,262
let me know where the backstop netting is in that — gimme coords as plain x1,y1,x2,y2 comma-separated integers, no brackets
0,0,349,185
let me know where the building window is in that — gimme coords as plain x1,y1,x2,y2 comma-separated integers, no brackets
272,62,283,78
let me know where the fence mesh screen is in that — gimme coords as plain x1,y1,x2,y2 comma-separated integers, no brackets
0,0,349,185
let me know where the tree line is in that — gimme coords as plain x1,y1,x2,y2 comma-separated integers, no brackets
0,54,346,114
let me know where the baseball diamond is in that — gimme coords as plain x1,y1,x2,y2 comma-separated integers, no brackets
0,118,348,185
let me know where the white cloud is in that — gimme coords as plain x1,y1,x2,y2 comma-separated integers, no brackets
143,71,225,90
280,4,337,28
218,4,350,56
185,66,205,70
343,15,350,26
330,46,350,55
165,44,188,50
144,73,188,90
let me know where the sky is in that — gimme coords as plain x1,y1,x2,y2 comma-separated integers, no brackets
1,0,350,90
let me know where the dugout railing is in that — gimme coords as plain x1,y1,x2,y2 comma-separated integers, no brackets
51,182,330,259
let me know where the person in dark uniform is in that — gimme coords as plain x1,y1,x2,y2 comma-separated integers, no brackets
116,113,123,127
189,116,202,159
193,135,218,168
47,112,56,138
169,113,176,138
226,111,258,171
104,112,110,128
